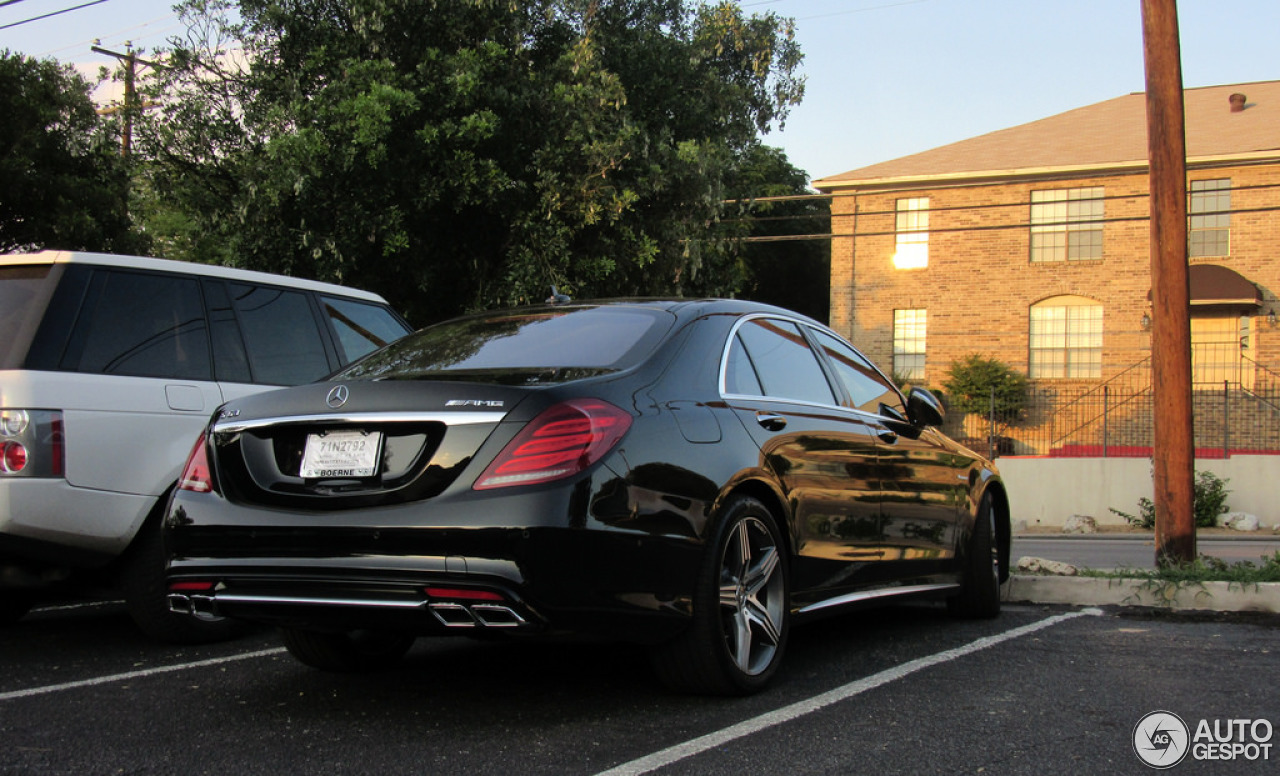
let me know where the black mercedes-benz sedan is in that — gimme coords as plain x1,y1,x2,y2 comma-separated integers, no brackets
164,298,1010,695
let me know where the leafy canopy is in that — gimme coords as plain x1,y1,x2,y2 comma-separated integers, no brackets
0,51,145,254
138,0,805,324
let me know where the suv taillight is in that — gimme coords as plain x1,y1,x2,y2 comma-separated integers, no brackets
0,409,64,477
473,399,632,490
178,432,214,493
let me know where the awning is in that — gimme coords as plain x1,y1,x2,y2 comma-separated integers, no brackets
1147,264,1262,309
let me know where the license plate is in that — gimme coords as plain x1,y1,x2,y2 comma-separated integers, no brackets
300,430,382,478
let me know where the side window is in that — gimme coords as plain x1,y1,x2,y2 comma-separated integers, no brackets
61,270,211,380
814,330,905,417
725,336,765,396
202,281,251,383
726,318,835,405
229,283,331,385
320,295,409,363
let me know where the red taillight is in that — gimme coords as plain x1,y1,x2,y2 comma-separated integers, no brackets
473,399,632,490
1,441,27,473
49,417,64,476
424,587,504,601
0,409,61,477
178,432,214,493
169,580,217,592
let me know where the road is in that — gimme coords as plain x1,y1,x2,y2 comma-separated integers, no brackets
1014,535,1280,569
3,598,1278,774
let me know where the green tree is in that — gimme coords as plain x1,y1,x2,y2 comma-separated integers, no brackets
0,51,145,254
727,144,829,321
137,0,804,324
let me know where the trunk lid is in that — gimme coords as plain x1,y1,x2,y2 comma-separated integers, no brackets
208,380,534,509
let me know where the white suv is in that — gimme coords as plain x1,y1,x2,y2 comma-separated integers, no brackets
0,251,412,640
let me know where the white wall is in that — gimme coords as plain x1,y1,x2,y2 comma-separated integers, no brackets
996,455,1279,528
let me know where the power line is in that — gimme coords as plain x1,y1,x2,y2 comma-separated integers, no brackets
728,200,1280,243
0,0,110,31
38,13,180,58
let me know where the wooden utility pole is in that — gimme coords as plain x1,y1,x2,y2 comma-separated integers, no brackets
92,42,159,157
1141,0,1196,566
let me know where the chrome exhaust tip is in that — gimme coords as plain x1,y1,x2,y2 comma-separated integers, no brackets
428,602,528,628
190,594,220,621
471,604,525,628
429,602,478,628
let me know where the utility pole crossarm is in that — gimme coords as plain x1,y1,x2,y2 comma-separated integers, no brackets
90,43,161,157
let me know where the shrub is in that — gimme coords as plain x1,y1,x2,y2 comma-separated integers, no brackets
1109,470,1231,529
940,354,1028,417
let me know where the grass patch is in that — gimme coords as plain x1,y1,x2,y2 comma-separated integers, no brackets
1080,551,1280,585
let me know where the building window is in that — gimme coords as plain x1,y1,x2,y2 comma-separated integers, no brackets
893,309,927,381
893,197,929,269
1189,179,1231,258
1030,187,1104,262
1029,297,1102,379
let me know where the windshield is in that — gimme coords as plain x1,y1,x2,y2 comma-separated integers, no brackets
334,305,674,384
0,265,55,367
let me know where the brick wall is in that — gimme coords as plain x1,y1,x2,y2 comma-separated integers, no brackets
826,163,1280,391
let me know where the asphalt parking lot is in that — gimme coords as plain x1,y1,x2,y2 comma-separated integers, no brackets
3,599,1277,775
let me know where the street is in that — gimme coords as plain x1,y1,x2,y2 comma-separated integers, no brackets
1014,535,1280,570
3,598,1277,775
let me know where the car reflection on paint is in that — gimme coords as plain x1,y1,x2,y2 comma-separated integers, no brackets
164,298,1009,695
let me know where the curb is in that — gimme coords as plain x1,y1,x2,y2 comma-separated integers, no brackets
1003,575,1280,614
1014,532,1280,541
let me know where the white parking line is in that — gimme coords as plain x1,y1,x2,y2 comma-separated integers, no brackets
595,608,1105,776
31,600,125,613
0,647,288,702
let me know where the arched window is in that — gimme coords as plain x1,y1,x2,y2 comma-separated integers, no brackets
1029,296,1102,379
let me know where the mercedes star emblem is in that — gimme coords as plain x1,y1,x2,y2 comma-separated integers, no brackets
325,384,350,409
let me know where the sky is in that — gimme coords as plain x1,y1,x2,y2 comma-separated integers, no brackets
3,0,1278,183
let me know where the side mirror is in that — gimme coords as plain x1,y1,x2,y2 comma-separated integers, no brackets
906,387,945,428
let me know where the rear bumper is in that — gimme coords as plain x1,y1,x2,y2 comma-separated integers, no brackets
164,482,706,643
166,575,533,633
0,478,153,565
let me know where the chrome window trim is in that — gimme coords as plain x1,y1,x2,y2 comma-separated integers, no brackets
214,411,506,434
718,313,905,423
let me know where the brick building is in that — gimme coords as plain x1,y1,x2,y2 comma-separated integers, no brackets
814,81,1280,456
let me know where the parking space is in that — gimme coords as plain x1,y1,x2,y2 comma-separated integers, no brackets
3,601,1277,774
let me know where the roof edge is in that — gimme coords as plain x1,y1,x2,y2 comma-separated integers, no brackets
813,150,1280,192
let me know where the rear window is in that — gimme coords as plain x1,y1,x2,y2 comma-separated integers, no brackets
335,306,672,384
320,295,411,363
0,265,55,367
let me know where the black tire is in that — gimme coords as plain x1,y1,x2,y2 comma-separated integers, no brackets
948,493,1001,619
0,595,35,626
121,509,250,644
281,628,416,672
651,495,790,695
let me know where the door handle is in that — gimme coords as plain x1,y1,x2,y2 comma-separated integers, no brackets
755,412,787,432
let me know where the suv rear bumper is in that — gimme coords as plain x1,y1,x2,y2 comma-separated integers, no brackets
0,478,154,562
